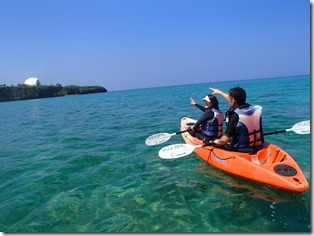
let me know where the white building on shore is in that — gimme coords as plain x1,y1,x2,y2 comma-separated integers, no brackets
24,77,41,86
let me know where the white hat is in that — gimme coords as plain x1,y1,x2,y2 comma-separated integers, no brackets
202,95,211,103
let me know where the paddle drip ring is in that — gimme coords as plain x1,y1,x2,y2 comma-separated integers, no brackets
274,164,297,176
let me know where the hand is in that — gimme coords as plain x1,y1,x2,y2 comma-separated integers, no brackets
190,97,196,105
209,87,221,95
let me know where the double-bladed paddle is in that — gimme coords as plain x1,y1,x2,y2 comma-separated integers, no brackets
158,120,310,159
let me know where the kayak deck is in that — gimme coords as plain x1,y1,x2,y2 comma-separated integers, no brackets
181,117,309,193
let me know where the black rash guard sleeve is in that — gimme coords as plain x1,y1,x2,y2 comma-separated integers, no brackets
195,104,206,112
194,109,214,129
224,112,239,137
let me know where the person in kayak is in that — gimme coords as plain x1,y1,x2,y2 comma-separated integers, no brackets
189,94,224,143
209,86,264,152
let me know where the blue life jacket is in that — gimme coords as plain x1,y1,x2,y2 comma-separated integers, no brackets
202,108,224,138
227,105,264,149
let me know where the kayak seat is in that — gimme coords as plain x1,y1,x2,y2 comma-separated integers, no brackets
237,147,254,153
236,145,264,154
260,149,281,165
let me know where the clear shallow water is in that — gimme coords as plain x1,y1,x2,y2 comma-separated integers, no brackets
0,75,310,232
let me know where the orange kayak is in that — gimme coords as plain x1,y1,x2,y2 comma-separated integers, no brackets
180,117,309,193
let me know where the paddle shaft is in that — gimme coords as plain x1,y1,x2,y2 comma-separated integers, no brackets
176,121,306,139
173,129,190,136
264,129,290,136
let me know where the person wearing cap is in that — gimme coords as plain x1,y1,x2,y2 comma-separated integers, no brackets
189,94,224,144
209,86,264,152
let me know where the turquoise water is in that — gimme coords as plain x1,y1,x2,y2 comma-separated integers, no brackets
0,75,310,232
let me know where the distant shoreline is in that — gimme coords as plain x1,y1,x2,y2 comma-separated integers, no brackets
0,84,107,102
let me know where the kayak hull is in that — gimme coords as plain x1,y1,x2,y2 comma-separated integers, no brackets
181,117,309,193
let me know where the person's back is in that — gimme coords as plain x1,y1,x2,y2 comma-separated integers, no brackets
227,103,264,150
209,86,264,152
202,106,224,138
189,94,224,142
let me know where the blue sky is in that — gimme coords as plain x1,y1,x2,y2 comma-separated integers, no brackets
0,0,310,91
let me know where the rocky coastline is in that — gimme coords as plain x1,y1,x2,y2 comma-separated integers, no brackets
0,84,107,102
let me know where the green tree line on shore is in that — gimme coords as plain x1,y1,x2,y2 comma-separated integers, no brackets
0,84,107,102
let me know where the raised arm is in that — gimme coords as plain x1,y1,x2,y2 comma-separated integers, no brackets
209,87,230,103
190,97,205,112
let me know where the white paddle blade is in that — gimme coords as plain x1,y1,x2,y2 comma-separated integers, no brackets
291,120,310,134
158,144,201,159
145,133,172,146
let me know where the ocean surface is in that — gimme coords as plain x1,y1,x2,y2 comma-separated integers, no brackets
0,75,310,233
